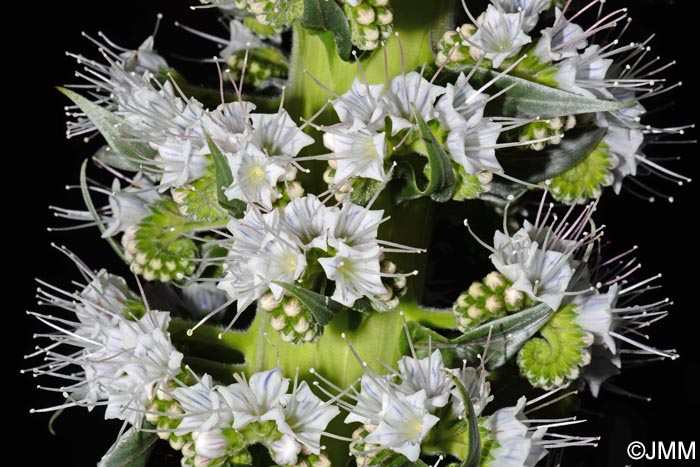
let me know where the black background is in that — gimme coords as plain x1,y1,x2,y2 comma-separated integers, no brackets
13,0,698,465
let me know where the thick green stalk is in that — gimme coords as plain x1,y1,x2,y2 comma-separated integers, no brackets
286,0,457,122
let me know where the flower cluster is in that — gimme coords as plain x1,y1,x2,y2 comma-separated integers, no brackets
437,0,690,204
29,0,687,466
29,256,183,428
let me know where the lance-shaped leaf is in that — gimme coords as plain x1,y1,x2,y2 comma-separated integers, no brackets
59,87,156,165
93,145,142,172
461,67,624,118
451,303,555,370
97,425,157,467
204,131,247,217
497,127,607,183
302,0,352,61
396,106,456,203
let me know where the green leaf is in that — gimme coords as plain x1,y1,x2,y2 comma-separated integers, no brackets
204,131,247,217
448,374,482,467
97,426,157,467
396,106,456,203
59,87,156,164
451,303,555,370
273,281,357,326
461,67,625,118
302,0,352,61
79,160,127,262
497,127,607,183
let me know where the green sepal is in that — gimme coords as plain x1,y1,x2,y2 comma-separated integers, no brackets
302,0,353,61
448,373,482,467
396,106,456,203
59,87,156,166
97,423,158,467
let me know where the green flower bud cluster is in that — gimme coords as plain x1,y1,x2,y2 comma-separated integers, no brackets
259,293,323,345
291,448,332,467
517,305,593,390
435,25,480,69
323,162,382,205
124,200,198,283
453,272,528,332
349,427,383,466
145,390,189,452
181,428,251,467
549,140,616,204
516,116,575,151
344,0,394,51
225,47,289,88
233,0,304,30
374,259,407,310
172,164,227,224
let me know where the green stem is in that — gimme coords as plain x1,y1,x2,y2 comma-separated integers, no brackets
286,0,457,122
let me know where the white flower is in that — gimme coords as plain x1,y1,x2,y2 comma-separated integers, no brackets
102,174,161,238
250,109,314,159
332,78,385,130
435,72,488,132
581,346,621,397
601,120,645,194
224,143,288,209
490,223,576,311
470,5,532,68
182,283,230,318
250,233,308,300
173,374,232,435
278,381,340,454
344,374,388,425
283,195,332,249
450,366,493,418
493,0,551,33
482,397,546,467
202,101,255,146
396,349,454,410
558,45,614,98
219,19,264,57
364,390,440,462
328,201,384,251
318,244,386,306
271,434,302,465
534,8,587,62
322,123,388,183
446,119,504,174
219,368,290,430
571,286,617,352
194,429,230,459
120,35,169,74
155,133,210,190
379,72,446,135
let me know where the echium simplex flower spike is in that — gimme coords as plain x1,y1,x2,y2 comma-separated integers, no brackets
344,0,394,51
260,293,324,344
124,199,198,282
517,305,593,390
453,271,529,332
